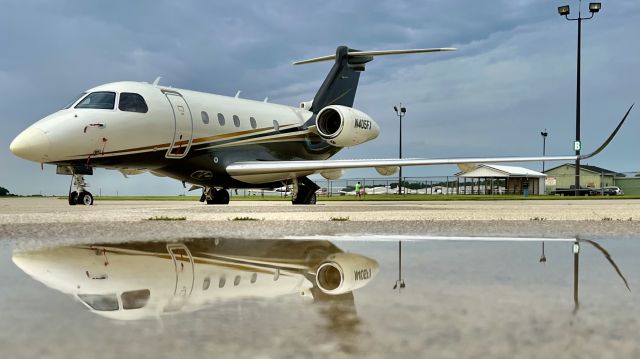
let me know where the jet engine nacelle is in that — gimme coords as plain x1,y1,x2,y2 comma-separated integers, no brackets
315,105,380,147
315,252,379,295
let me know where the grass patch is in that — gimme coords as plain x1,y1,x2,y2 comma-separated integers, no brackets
229,216,262,221
330,216,350,222
146,216,186,221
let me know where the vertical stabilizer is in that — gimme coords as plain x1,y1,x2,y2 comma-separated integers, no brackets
309,46,373,113
294,46,455,113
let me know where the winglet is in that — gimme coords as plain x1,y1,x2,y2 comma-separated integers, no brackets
581,104,634,160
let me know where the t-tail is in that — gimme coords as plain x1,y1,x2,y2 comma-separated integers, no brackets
294,46,456,113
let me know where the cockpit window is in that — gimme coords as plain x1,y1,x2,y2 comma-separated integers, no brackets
121,289,151,310
78,293,119,311
75,92,116,110
63,93,86,109
118,92,148,113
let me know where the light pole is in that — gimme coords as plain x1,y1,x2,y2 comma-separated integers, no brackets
393,241,406,291
538,129,549,262
558,1,601,196
394,104,406,195
541,129,548,172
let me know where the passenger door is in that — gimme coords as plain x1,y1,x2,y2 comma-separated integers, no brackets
164,91,193,158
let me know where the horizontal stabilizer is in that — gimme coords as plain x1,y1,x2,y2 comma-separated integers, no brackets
293,47,456,65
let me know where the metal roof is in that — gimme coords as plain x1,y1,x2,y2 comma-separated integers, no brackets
456,164,546,178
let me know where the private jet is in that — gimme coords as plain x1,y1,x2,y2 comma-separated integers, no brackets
12,238,378,321
9,45,633,205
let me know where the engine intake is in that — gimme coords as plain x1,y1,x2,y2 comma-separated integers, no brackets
316,252,379,295
315,105,380,147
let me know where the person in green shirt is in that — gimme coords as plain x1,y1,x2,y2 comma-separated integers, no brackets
355,182,362,199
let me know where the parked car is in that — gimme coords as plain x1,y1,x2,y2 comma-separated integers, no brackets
601,186,624,196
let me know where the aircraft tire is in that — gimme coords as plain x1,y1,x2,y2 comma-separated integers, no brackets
77,191,94,205
68,191,78,206
292,189,305,204
292,189,316,205
205,189,230,205
218,189,230,204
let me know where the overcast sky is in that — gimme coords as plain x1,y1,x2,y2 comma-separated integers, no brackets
1,0,639,195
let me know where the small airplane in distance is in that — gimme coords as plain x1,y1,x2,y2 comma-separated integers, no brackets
9,45,633,205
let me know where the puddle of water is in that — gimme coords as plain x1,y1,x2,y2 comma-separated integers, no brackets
1,236,638,358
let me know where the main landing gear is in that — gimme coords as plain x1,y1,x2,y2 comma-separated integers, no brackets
68,174,94,206
200,187,230,205
292,177,319,205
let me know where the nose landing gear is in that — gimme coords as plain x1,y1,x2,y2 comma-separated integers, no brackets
201,187,230,205
68,174,94,206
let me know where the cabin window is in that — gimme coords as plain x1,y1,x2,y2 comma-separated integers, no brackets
234,275,241,286
78,293,119,311
63,93,86,109
201,111,210,124
121,289,150,310
203,277,211,290
273,120,279,133
249,117,257,129
217,113,226,126
233,115,240,127
219,276,226,288
118,92,148,113
75,92,116,110
250,273,257,283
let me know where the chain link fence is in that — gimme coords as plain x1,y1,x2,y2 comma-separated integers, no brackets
233,171,640,197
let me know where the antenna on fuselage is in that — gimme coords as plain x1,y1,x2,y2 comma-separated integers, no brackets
152,76,162,86
263,97,269,103
235,90,242,98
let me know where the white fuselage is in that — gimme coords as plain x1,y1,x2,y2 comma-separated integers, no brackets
10,81,315,168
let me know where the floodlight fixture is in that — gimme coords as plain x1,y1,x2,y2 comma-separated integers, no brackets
589,2,601,13
558,5,570,16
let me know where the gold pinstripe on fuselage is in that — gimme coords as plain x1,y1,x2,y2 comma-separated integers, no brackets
69,124,310,159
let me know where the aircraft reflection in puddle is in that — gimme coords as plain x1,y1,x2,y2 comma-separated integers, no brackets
294,235,631,313
12,238,379,320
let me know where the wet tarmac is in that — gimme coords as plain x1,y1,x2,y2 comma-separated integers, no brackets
2,198,640,244
1,235,639,359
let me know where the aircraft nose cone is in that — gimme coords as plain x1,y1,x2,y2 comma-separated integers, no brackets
9,126,50,162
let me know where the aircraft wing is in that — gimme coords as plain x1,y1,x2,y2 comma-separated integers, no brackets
227,104,632,179
226,155,577,177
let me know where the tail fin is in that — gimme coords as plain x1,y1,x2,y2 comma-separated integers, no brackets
294,46,455,113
